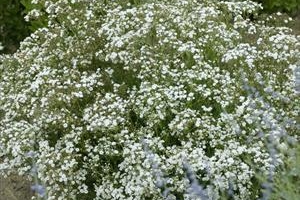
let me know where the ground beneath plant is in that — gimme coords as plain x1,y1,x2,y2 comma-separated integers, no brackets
0,174,33,200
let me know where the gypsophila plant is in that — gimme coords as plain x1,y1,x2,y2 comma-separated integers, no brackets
0,0,299,199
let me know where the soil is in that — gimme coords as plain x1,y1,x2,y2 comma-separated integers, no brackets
0,174,33,200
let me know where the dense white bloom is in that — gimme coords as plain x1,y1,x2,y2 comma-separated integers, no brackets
0,0,299,199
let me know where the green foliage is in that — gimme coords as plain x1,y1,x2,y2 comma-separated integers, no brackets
0,0,30,53
253,0,300,14
250,138,300,200
270,143,300,200
20,0,48,32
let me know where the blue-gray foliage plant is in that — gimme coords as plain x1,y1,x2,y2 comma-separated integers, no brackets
0,0,299,199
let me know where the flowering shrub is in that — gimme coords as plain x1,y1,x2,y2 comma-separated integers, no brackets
0,0,299,199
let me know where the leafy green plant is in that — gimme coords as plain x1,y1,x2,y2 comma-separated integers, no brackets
0,0,30,53
20,0,48,32
269,142,300,200
251,139,300,200
252,0,300,14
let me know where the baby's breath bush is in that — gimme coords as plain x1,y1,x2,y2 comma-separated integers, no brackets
0,0,299,199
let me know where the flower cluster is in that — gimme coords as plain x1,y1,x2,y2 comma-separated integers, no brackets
0,0,299,199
